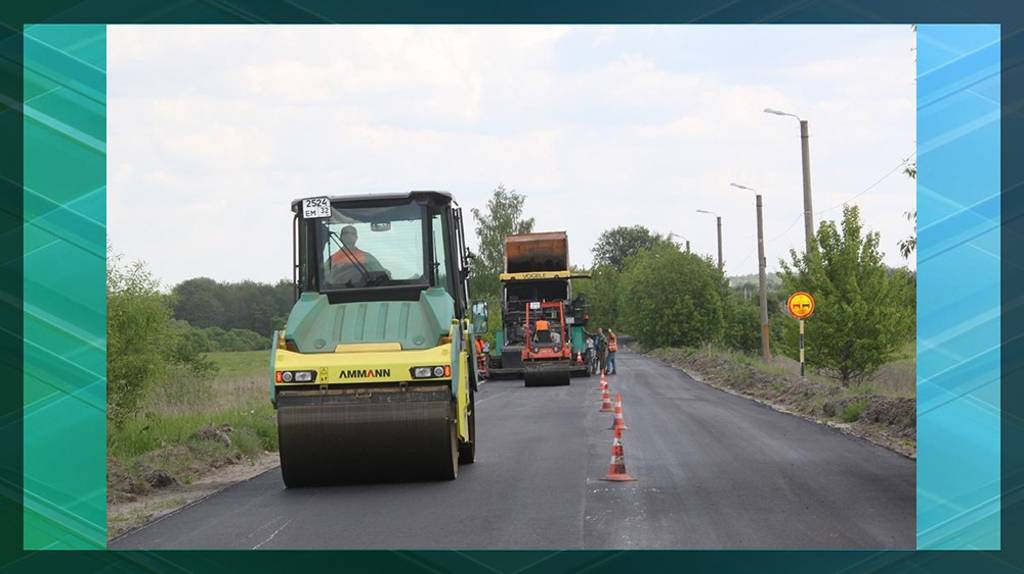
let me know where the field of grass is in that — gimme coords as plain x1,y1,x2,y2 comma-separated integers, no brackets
108,350,278,498
204,350,270,379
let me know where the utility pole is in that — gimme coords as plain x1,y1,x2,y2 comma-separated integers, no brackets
716,216,723,271
695,210,722,271
731,182,770,360
686,240,690,254
756,194,770,360
765,108,815,252
799,120,814,252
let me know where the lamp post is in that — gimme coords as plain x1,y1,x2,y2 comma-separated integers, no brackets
695,210,722,270
730,183,770,361
666,232,690,253
764,108,814,252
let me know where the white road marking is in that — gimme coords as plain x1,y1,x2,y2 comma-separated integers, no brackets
252,519,292,549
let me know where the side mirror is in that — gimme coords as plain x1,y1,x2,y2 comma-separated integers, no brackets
471,301,489,333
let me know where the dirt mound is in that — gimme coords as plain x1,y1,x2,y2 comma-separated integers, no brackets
107,458,150,501
192,424,234,446
862,397,915,436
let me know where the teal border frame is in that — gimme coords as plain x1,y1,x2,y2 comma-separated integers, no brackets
22,23,106,550
916,24,1001,550
1,2,1021,572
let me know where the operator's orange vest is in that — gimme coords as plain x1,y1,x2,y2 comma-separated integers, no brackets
535,319,550,332
330,248,369,267
608,333,618,352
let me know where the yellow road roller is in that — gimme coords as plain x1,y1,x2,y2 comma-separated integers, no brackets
269,192,487,487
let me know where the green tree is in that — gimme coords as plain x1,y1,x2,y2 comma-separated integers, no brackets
592,225,674,271
170,277,223,328
571,264,622,330
779,205,915,383
722,293,762,353
469,184,535,299
617,245,728,348
107,247,173,426
468,185,535,345
171,277,295,335
899,161,917,259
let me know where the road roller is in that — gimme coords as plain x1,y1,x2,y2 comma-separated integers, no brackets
521,300,575,387
269,191,486,487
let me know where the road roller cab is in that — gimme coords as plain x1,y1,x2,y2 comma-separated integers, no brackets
270,191,484,487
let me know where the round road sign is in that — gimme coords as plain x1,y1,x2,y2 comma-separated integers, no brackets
787,291,815,320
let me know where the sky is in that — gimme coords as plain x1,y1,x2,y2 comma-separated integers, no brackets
107,25,916,287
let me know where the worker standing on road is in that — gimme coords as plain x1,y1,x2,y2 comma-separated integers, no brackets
596,328,608,374
606,330,618,375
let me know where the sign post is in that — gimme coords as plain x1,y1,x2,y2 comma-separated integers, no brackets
799,319,805,379
786,291,815,382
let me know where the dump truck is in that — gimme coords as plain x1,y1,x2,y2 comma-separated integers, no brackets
269,191,487,487
488,232,590,385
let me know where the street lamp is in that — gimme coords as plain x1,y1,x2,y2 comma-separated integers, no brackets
731,182,770,361
695,209,722,270
666,232,690,253
764,107,815,253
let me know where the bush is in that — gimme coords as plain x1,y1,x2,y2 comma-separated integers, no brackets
723,295,762,353
841,399,869,423
617,245,729,348
571,264,622,329
107,249,173,427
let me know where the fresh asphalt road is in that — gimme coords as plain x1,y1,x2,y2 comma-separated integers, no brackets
111,348,915,549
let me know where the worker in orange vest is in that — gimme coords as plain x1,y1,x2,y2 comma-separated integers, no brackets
328,225,385,285
474,337,488,379
606,330,618,375
532,314,551,343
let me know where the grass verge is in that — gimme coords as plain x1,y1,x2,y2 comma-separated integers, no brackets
107,351,276,506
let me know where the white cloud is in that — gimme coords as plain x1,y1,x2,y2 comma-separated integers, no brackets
108,24,916,287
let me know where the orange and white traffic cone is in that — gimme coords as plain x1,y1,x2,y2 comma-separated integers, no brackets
601,427,635,482
609,393,629,430
599,387,614,412
598,369,607,389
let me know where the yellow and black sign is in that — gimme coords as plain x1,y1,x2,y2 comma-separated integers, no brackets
787,291,815,320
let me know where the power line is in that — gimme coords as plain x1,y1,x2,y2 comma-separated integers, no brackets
815,151,916,216
731,153,915,272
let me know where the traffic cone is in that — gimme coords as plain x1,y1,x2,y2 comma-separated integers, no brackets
599,370,608,391
599,387,614,412
601,428,635,482
609,393,629,430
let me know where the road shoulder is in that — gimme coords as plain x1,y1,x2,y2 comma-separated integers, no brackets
108,452,280,541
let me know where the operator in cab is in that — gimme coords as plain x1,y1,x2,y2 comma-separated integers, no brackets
533,313,551,343
327,225,387,286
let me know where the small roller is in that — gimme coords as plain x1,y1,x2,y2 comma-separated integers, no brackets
523,367,571,387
